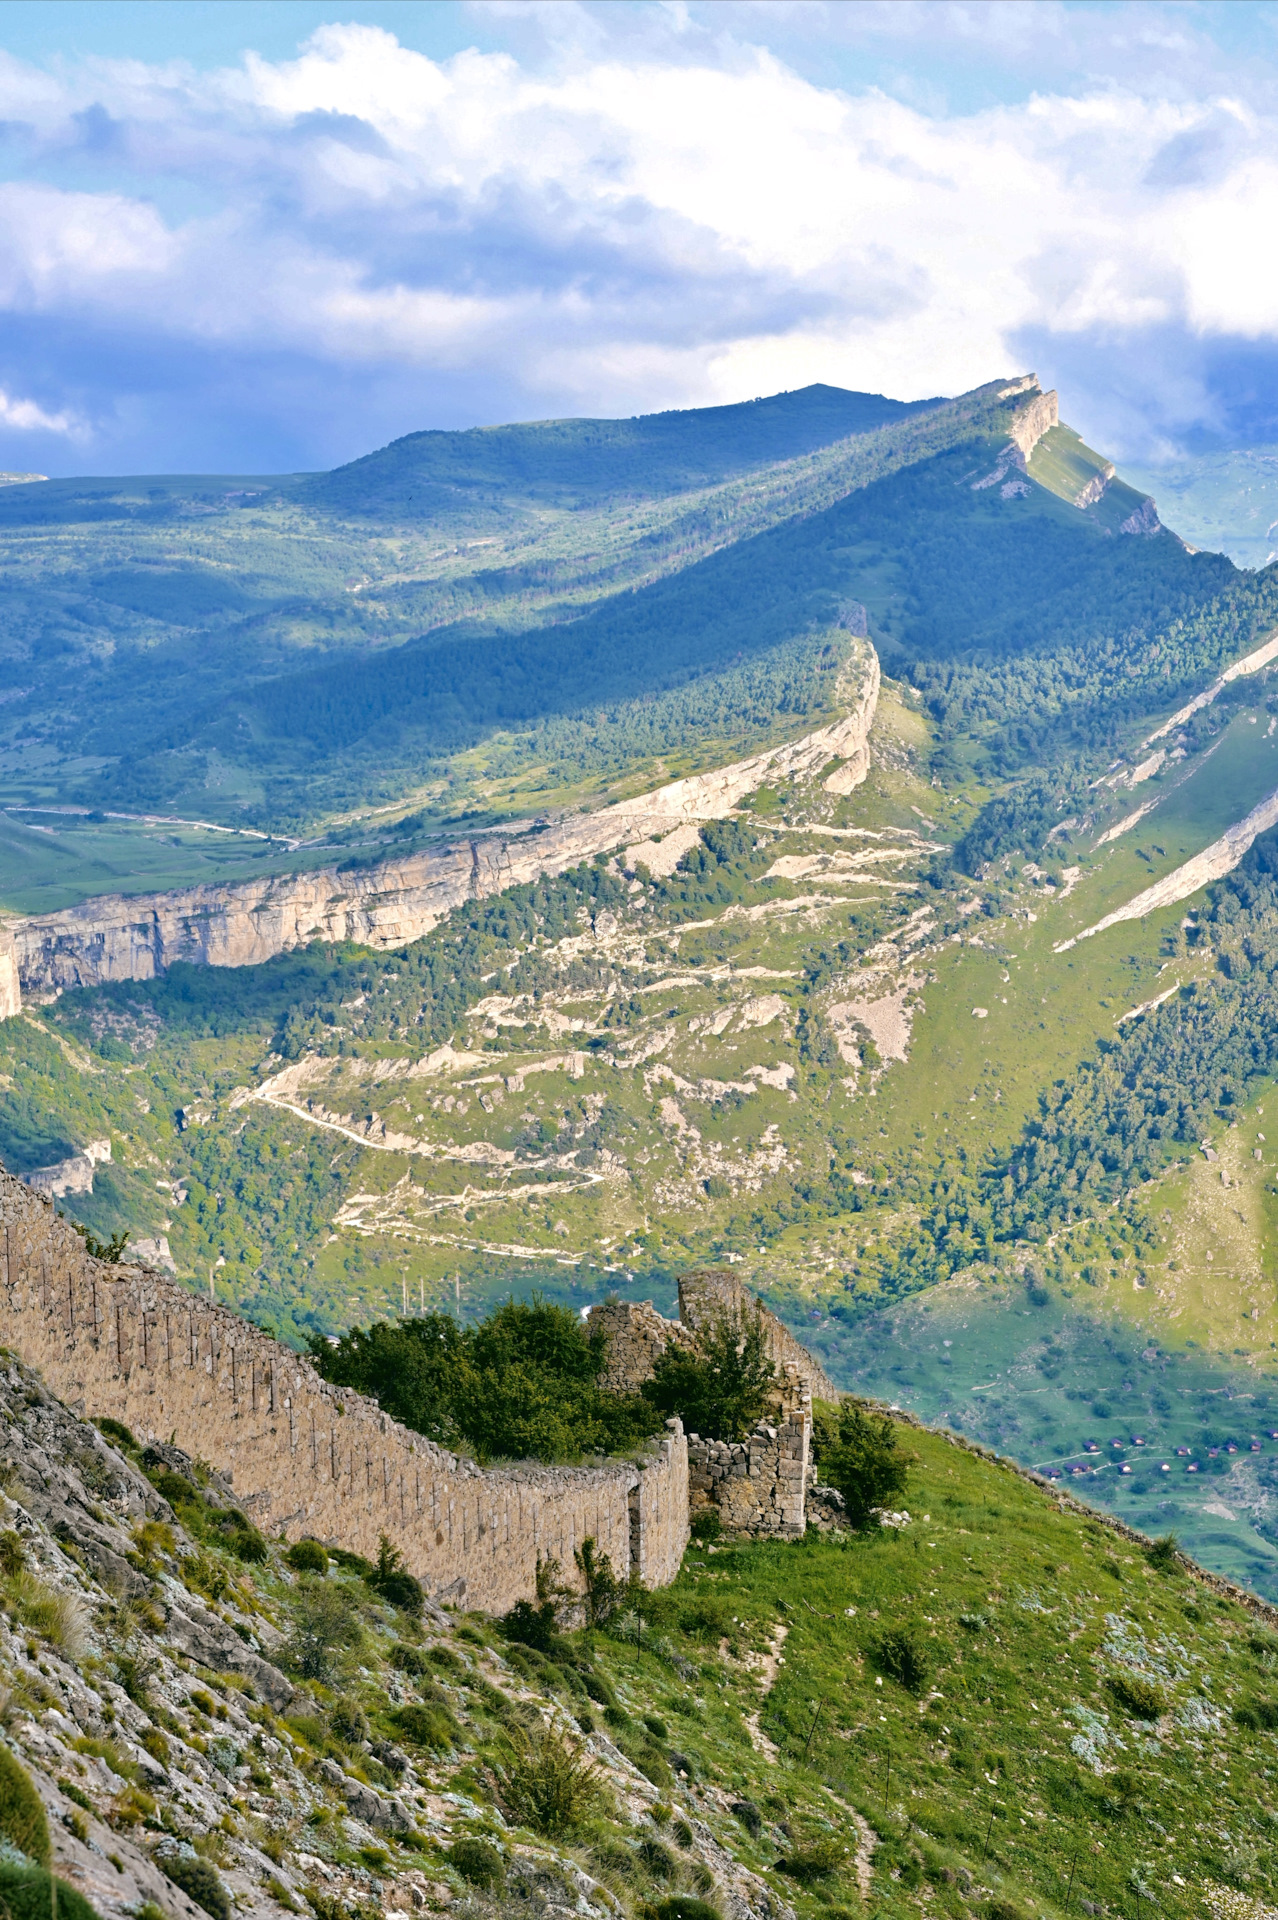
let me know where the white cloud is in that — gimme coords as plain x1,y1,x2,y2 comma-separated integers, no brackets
0,388,81,436
0,10,1277,464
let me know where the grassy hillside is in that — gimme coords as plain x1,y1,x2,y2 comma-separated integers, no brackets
11,1339,1278,1920
300,381,944,515
0,382,978,860
0,371,1228,872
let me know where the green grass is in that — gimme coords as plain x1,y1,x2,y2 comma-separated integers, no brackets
0,812,324,916
1027,425,1115,506
51,1345,1278,1920
585,1420,1278,1918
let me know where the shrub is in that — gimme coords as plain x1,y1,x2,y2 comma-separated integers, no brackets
637,1837,675,1881
286,1540,330,1574
643,1304,778,1441
1106,1672,1166,1721
328,1548,375,1577
0,1747,50,1864
778,1834,847,1882
159,1854,231,1920
574,1538,621,1627
328,1699,369,1747
224,1517,269,1564
367,1537,424,1614
447,1838,503,1890
724,1798,759,1838
285,1581,363,1682
820,1404,910,1529
872,1627,929,1695
0,1868,99,1920
689,1510,721,1544
389,1643,428,1674
501,1600,560,1653
1146,1534,1180,1573
393,1703,456,1751
651,1901,721,1920
491,1725,604,1837
1234,1697,1278,1730
94,1418,138,1452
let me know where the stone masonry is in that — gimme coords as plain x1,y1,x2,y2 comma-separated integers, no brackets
678,1269,841,1403
589,1297,697,1393
686,1366,811,1540
0,1169,688,1615
586,1271,828,1539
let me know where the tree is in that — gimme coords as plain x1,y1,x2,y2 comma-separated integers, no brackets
573,1537,621,1627
369,1534,424,1613
285,1579,363,1682
819,1403,910,1529
310,1297,662,1465
642,1306,777,1441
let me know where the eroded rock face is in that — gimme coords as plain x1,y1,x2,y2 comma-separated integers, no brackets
9,647,879,1000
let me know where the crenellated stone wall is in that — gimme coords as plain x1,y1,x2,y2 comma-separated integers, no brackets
0,1171,688,1614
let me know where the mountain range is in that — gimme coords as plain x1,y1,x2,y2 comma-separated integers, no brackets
5,373,1278,1597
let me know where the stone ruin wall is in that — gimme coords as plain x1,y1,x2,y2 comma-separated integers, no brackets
677,1268,841,1403
586,1274,827,1539
686,1368,811,1540
590,1297,696,1394
0,1172,688,1615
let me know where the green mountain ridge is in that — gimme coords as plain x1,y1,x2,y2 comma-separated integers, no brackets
9,372,1278,1607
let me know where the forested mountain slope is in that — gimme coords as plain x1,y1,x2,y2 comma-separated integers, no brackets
9,376,1278,1601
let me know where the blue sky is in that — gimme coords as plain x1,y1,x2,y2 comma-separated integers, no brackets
2,1,1278,474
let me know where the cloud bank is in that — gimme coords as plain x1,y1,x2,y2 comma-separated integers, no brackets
2,2,1278,471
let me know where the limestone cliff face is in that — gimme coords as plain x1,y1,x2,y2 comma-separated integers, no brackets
11,645,880,998
0,925,20,1019
1006,386,1059,459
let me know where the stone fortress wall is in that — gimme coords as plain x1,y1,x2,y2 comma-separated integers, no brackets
587,1270,836,1541
0,1169,688,1614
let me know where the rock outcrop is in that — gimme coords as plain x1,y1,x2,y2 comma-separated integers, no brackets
0,1349,792,1920
8,645,880,1001
1059,778,1278,953
1005,385,1059,460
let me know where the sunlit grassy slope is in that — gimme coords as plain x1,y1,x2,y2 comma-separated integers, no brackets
0,380,995,858
609,1426,1278,1920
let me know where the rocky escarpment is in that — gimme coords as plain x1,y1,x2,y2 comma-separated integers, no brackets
9,645,879,1002
0,1349,797,1920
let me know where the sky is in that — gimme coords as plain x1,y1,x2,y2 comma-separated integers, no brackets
3,0,1278,475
